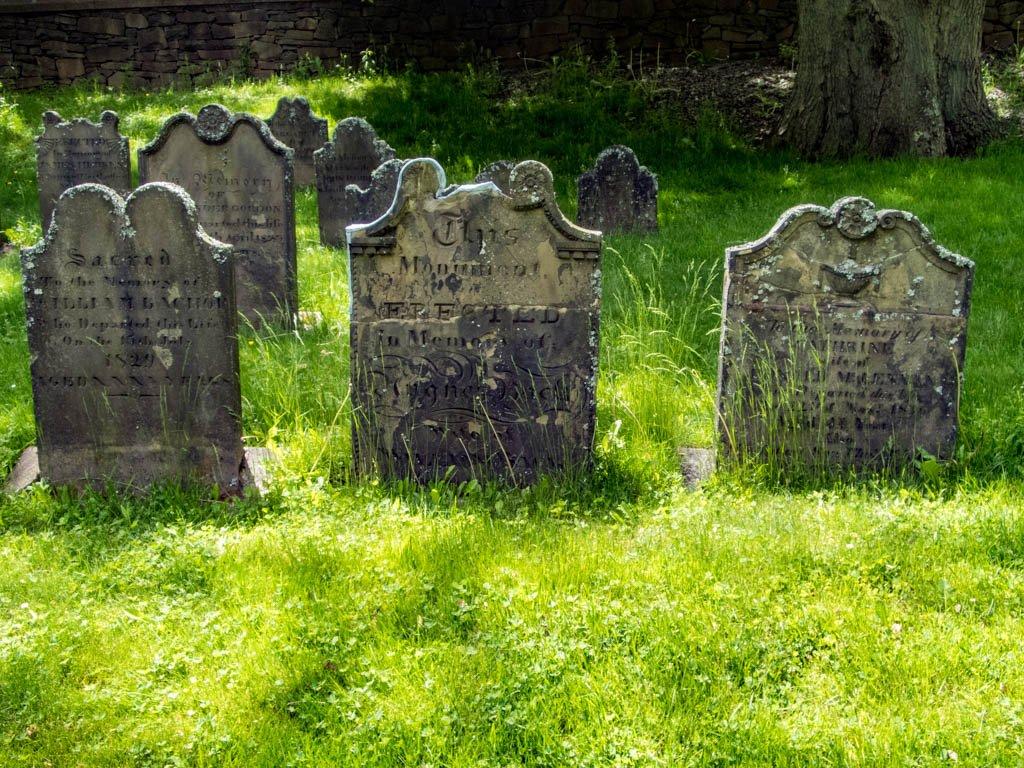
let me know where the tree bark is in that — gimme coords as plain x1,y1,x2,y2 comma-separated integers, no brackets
778,0,996,158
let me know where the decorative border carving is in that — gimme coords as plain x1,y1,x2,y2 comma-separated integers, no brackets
727,196,974,273
348,157,600,251
138,103,293,158
24,181,232,261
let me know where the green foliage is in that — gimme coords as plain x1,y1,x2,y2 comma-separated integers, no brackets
0,65,1023,765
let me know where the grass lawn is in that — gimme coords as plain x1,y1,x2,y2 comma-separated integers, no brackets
1,63,1023,766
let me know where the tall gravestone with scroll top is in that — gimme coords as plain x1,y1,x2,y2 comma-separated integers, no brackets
21,182,245,493
717,196,974,470
314,117,397,246
138,104,296,328
265,96,328,187
347,158,602,484
36,111,131,232
577,145,658,234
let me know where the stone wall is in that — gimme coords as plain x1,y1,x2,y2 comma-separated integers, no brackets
0,0,1020,91
986,1,1024,50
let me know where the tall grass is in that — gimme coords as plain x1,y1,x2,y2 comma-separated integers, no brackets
0,62,1023,765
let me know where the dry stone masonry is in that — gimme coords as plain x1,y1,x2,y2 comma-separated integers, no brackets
21,182,245,493
265,96,327,187
347,158,602,484
0,0,802,91
577,146,658,234
717,197,974,471
36,110,131,232
315,117,397,247
1,1,1019,91
138,103,297,327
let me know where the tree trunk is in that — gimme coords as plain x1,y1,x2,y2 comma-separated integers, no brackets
778,0,996,158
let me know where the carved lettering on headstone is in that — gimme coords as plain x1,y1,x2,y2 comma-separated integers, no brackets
265,96,328,187
314,117,396,246
21,182,245,492
577,145,658,234
474,160,515,195
717,196,974,470
347,158,602,483
36,110,131,232
138,104,297,327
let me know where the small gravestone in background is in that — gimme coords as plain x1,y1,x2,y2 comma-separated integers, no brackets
474,160,515,194
347,158,602,484
138,104,297,327
314,117,397,246
717,196,974,471
342,158,402,230
36,111,131,232
265,96,328,187
577,145,658,234
21,182,245,493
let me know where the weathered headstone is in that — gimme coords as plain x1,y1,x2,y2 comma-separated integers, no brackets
265,96,328,187
314,117,397,246
577,145,658,234
474,160,515,194
21,182,245,493
347,158,602,484
717,196,974,470
36,111,131,232
138,104,296,327
339,158,403,232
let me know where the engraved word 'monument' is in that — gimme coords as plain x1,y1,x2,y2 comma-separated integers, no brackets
21,182,245,492
577,145,658,234
717,197,974,470
265,96,328,187
347,159,602,484
138,104,297,327
314,117,397,246
36,111,131,232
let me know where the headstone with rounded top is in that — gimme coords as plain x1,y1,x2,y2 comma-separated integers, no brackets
577,145,658,234
473,160,516,195
347,158,602,484
265,96,328,187
138,104,297,328
341,158,403,231
36,110,131,232
314,117,397,247
717,196,974,471
20,182,246,493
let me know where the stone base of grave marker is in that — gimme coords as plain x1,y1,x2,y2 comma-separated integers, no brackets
4,445,273,496
678,446,716,489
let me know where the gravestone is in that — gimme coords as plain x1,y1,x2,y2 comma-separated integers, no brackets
21,182,245,493
577,145,658,234
138,104,296,328
265,96,328,187
314,117,397,246
474,160,515,194
347,158,602,484
717,196,974,470
341,158,403,231
36,111,131,232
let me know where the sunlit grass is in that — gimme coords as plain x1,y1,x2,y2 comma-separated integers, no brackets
0,64,1023,766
